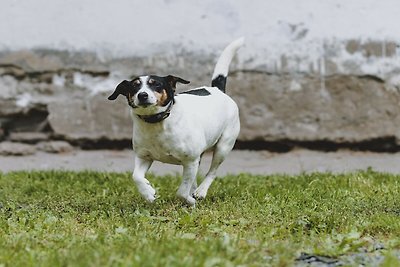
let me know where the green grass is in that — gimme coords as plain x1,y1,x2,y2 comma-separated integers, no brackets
0,170,399,266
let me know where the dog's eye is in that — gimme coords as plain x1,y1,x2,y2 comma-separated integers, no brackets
149,79,161,87
133,79,141,86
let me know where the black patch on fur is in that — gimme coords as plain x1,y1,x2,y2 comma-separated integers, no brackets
147,75,169,92
180,88,211,96
108,79,142,100
147,75,190,106
211,75,227,93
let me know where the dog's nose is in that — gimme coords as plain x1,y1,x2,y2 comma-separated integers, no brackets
137,92,149,102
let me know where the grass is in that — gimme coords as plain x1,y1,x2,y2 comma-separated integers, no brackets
0,170,399,266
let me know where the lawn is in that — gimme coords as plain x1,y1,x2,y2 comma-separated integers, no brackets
0,170,399,266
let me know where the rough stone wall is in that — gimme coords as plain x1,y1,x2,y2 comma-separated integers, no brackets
1,1,400,151
1,41,400,151
0,50,218,146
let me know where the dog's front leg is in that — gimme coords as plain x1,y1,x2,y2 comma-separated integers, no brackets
132,156,156,203
177,158,200,206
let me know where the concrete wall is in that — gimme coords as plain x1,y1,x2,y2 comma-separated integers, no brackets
1,0,400,150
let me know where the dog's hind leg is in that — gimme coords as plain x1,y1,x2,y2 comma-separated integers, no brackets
193,146,227,200
194,123,239,200
177,158,200,206
132,156,156,203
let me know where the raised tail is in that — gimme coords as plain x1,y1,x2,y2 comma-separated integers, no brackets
211,37,244,92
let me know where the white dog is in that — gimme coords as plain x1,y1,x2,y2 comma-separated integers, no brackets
108,38,244,206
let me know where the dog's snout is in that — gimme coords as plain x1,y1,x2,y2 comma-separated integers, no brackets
138,92,149,102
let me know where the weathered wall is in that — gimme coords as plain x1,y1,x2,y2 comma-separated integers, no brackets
1,0,400,150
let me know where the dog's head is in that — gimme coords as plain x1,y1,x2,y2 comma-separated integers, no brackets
108,75,190,115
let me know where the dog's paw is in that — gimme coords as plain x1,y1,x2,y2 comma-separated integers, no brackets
137,183,156,203
143,191,156,203
177,193,196,207
184,195,196,207
193,186,208,200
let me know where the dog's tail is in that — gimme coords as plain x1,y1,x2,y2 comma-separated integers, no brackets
211,37,244,93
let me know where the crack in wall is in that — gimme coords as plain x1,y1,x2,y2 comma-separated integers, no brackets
232,69,386,83
0,64,110,82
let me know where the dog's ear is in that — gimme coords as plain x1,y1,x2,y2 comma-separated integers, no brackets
165,75,190,88
108,80,130,100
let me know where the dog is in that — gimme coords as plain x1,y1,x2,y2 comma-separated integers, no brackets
108,37,244,206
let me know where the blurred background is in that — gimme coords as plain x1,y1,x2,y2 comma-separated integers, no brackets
1,0,400,158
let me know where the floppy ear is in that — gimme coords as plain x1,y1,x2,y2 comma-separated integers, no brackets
108,80,130,100
165,75,190,88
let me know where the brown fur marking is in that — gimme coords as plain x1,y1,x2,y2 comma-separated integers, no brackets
155,89,169,106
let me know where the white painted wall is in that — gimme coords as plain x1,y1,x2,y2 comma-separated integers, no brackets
1,0,400,75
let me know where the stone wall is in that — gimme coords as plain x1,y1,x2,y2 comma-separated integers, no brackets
1,41,400,151
1,1,400,151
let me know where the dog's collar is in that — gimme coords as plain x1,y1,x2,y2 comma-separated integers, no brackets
137,101,173,124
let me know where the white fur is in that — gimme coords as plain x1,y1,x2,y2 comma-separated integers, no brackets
130,39,243,206
212,37,245,80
